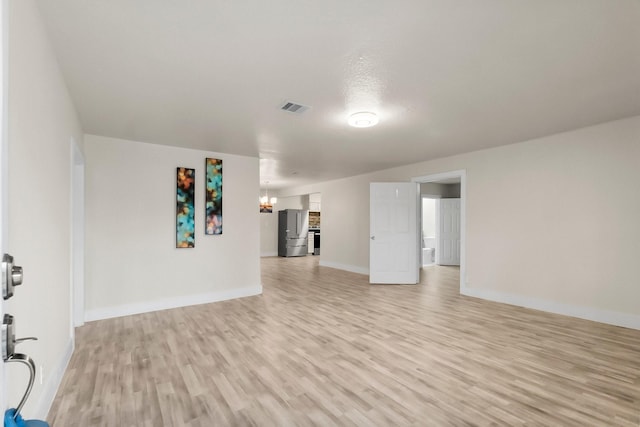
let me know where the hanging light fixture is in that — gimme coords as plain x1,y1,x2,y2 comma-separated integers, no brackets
259,182,277,212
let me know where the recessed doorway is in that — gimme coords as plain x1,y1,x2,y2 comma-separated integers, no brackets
421,197,437,267
412,170,466,293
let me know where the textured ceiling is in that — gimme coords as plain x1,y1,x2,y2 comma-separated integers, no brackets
36,0,640,189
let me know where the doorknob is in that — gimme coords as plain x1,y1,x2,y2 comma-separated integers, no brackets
2,253,24,300
370,236,375,240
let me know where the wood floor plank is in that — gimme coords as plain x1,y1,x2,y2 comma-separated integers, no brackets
48,257,640,426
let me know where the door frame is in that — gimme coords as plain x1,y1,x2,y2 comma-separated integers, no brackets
71,139,84,328
1,0,8,409
412,170,467,293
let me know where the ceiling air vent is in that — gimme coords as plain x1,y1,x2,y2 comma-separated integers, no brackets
280,101,310,114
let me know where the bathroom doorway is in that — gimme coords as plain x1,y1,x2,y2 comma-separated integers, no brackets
421,196,438,266
412,170,466,292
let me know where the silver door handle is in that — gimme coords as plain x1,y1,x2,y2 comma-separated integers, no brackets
5,353,36,419
14,337,37,344
2,314,38,362
370,236,375,240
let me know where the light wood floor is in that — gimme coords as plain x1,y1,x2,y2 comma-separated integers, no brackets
49,257,640,426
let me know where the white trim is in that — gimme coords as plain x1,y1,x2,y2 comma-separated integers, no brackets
319,260,369,275
434,199,440,265
71,139,85,328
412,170,466,293
261,252,278,257
85,285,263,322
33,337,74,420
413,170,466,185
0,0,7,410
462,287,640,330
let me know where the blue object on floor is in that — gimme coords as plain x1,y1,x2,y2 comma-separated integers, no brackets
4,409,49,427
4,409,25,427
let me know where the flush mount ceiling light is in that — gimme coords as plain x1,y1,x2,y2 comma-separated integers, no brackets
348,112,379,128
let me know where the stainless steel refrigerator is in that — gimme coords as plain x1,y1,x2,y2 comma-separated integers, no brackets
278,209,309,257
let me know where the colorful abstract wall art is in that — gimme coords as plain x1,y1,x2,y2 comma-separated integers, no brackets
205,158,223,235
176,167,195,248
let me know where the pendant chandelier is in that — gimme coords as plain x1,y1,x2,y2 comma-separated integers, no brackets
259,181,277,212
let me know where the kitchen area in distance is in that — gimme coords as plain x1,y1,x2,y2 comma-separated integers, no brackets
260,192,321,258
308,193,321,256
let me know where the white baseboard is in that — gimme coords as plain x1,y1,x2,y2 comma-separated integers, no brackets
85,285,263,322
319,260,369,276
35,336,74,420
261,252,278,257
461,286,640,330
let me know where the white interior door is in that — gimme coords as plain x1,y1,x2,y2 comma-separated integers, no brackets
1,0,7,408
437,198,461,265
370,182,419,284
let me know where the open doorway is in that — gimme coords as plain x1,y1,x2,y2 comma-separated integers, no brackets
412,170,466,292
421,196,438,267
259,192,321,258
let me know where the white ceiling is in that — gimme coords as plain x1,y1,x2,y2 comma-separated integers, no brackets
36,0,640,189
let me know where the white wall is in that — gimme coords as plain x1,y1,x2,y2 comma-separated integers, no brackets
6,0,83,417
300,194,310,211
420,183,460,198
420,182,445,196
278,116,640,326
309,192,321,212
84,135,261,320
442,183,461,198
260,195,304,256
